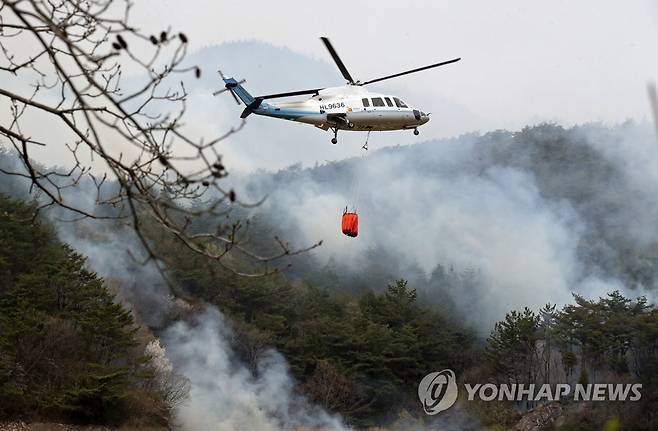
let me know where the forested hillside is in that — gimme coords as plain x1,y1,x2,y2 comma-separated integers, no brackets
0,195,185,426
239,122,658,329
481,292,658,429
2,122,658,429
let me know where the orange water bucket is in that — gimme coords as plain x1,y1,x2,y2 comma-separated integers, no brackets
341,212,359,237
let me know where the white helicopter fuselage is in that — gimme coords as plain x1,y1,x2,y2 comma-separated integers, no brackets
245,85,429,132
222,37,458,143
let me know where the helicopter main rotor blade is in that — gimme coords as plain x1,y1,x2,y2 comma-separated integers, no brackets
360,57,461,86
258,88,323,99
320,37,355,85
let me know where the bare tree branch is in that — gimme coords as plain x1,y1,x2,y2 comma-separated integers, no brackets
0,0,319,278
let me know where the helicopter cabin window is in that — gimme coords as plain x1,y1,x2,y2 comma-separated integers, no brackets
393,97,408,108
362,98,370,107
385,97,393,107
372,97,385,107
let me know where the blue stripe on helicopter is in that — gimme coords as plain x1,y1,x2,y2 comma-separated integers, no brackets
258,108,319,120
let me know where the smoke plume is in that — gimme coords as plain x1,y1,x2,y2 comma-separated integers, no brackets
236,122,658,331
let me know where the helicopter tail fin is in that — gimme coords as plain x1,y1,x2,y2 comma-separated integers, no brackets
223,78,254,105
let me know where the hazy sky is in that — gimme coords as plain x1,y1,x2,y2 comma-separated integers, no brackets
134,0,658,133
3,1,658,172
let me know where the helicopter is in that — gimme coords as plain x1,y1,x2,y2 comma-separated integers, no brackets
219,37,460,144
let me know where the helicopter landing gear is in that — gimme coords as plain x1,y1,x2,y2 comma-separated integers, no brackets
331,127,338,144
413,128,419,136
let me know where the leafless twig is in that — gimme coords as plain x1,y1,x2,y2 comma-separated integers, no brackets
0,0,320,277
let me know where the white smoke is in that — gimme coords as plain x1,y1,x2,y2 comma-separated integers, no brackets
239,123,658,330
4,106,658,427
163,309,347,431
0,141,349,430
51,218,349,430
53,218,176,328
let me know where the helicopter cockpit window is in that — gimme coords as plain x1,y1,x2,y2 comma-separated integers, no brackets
372,97,385,107
362,98,370,107
393,98,408,108
384,97,393,107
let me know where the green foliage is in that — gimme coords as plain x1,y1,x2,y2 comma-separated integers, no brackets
139,200,477,426
487,292,658,387
0,194,164,424
486,307,540,385
486,291,658,430
553,292,653,378
155,218,478,426
278,280,476,425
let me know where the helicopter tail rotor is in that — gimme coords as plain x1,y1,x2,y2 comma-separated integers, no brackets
214,70,247,105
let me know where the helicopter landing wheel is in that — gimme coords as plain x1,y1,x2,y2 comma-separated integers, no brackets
413,128,419,136
331,127,338,144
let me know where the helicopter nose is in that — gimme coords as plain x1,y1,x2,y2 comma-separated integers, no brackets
421,111,430,124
